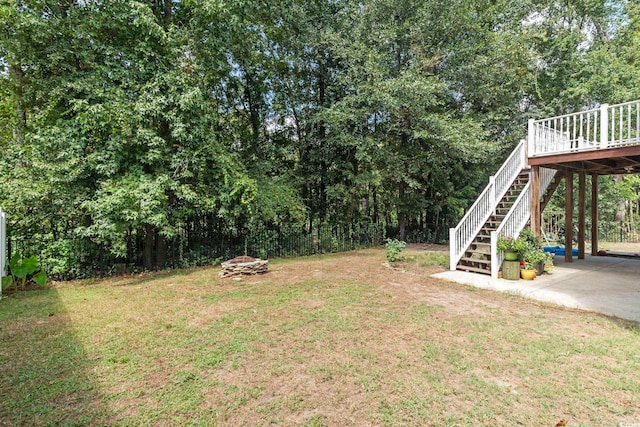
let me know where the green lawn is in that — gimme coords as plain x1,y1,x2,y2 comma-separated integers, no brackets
1,249,639,426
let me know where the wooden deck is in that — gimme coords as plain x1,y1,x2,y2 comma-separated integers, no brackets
528,100,640,174
528,143,640,175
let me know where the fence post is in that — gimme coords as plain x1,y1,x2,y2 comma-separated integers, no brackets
600,104,609,148
0,208,5,299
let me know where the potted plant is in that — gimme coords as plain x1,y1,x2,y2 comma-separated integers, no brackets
521,246,546,279
520,261,537,280
543,252,555,274
497,235,528,261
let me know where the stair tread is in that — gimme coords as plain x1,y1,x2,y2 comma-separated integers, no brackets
466,250,491,256
457,265,491,275
459,257,491,264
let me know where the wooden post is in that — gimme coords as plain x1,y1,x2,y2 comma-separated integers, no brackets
591,174,599,256
578,172,586,259
565,171,573,262
530,166,541,240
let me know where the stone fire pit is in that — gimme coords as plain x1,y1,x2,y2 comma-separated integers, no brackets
218,255,269,278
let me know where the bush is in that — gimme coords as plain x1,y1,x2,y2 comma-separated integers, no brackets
2,254,48,292
385,239,406,263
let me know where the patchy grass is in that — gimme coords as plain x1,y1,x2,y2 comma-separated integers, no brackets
1,248,640,426
403,252,450,269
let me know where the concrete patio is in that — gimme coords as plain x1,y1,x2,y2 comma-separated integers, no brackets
433,254,640,322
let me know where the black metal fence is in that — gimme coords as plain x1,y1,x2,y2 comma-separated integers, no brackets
598,229,640,244
8,222,387,280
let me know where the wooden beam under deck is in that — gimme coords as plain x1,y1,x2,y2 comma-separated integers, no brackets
531,166,541,240
565,172,574,263
591,174,598,256
578,172,586,259
529,146,640,175
528,145,640,166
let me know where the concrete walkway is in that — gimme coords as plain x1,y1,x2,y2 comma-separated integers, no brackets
433,255,640,322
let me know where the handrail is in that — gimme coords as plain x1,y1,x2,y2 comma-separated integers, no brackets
529,99,640,157
607,101,640,148
532,106,600,123
489,167,556,278
449,140,526,270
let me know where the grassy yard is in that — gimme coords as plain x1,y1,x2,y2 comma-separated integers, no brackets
1,248,639,426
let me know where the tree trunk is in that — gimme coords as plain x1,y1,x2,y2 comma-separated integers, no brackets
144,224,156,270
164,0,172,27
372,187,378,223
9,62,26,143
613,174,626,222
156,232,167,269
398,181,407,241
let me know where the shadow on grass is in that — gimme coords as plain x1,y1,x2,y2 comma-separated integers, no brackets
0,288,111,425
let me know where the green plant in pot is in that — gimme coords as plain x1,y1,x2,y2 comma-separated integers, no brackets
543,252,554,273
521,246,546,278
497,235,528,261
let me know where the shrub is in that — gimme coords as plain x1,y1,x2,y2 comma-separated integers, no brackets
2,254,48,292
385,239,406,263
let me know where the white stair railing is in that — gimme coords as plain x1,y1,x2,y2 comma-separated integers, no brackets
489,167,557,278
529,99,640,156
449,140,526,270
0,207,5,300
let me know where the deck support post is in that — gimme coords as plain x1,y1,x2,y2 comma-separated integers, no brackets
578,172,586,259
530,166,541,240
565,171,574,263
591,174,599,256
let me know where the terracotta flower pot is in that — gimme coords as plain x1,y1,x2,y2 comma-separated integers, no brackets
520,269,536,280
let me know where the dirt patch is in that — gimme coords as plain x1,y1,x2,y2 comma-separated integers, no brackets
404,243,448,253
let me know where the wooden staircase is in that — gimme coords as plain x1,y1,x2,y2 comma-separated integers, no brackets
451,99,640,278
456,170,530,275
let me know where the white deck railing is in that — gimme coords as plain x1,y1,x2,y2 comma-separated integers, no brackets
1,208,5,299
489,167,557,278
449,140,527,270
529,100,640,157
608,101,640,148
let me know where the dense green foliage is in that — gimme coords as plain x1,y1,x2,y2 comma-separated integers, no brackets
1,0,639,270
1,253,47,291
385,238,406,263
